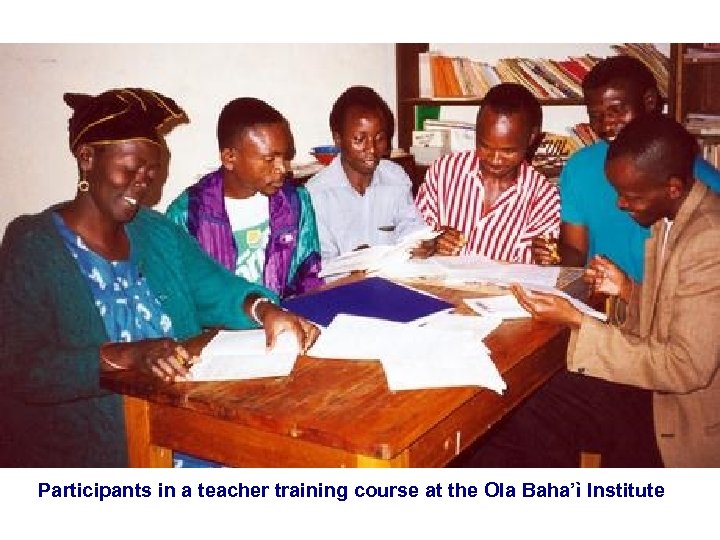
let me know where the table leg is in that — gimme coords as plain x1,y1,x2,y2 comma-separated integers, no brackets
124,396,172,468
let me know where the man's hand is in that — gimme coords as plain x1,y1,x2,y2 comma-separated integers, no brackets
434,226,465,256
584,255,633,302
410,239,436,259
510,284,583,328
531,234,561,265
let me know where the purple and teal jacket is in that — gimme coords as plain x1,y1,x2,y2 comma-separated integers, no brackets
166,168,323,298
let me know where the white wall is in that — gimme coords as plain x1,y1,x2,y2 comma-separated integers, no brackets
0,44,396,234
432,43,670,133
0,43,671,235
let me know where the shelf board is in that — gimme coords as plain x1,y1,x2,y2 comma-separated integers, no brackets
404,97,585,106
683,56,720,64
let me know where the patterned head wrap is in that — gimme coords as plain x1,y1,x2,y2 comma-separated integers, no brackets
63,88,188,152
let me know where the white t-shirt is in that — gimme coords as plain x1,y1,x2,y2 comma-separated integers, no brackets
224,193,270,284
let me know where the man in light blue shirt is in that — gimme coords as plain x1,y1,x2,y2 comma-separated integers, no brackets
306,86,428,261
535,56,720,282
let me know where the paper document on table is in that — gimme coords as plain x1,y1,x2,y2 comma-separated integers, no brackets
464,295,532,320
382,351,505,393
465,288,607,322
412,311,503,340
190,330,299,381
319,227,439,278
308,314,403,360
434,256,561,288
522,285,608,322
308,314,506,393
376,257,447,279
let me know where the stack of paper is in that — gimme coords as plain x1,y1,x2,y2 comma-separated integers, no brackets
308,314,506,394
319,228,439,278
434,256,562,288
190,330,299,381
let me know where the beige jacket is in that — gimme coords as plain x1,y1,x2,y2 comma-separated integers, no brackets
567,182,720,467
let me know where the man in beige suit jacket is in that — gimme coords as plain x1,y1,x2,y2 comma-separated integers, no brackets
467,115,719,467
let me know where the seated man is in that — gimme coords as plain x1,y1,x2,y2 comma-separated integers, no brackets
471,115,720,467
415,83,559,262
166,97,322,298
305,85,429,261
535,55,720,281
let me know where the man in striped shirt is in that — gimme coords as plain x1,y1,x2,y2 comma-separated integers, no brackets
416,83,560,263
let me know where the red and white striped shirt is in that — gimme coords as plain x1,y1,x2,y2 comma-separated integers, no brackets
415,151,560,263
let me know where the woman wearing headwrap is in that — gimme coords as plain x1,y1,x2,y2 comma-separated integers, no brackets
0,88,320,467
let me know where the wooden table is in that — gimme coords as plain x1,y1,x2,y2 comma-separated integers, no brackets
102,274,585,468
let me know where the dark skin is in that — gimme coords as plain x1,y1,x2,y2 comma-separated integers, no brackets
532,81,659,266
333,105,434,258
222,121,293,199
514,154,688,326
434,107,538,257
333,105,388,196
63,139,319,383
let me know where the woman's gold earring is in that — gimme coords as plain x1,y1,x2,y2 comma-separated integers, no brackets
77,177,90,192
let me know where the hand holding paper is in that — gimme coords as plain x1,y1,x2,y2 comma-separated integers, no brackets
510,285,585,328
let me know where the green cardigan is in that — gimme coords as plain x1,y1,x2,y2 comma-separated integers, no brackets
0,206,275,467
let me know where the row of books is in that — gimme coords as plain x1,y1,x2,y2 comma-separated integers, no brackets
611,43,670,99
419,52,595,99
684,43,720,61
571,122,600,146
409,119,599,179
701,142,720,169
419,44,669,101
685,113,720,136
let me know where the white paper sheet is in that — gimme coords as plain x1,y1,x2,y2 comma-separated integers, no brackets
434,256,561,288
382,352,506,393
464,295,532,320
464,288,607,322
190,330,299,381
522,285,608,322
412,310,502,340
308,314,506,393
319,228,439,278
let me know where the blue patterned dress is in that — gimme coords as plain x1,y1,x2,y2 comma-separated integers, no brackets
53,213,174,342
53,213,215,467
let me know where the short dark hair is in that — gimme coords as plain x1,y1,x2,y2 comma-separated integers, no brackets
329,85,395,140
582,55,660,110
217,97,288,150
607,114,697,184
479,83,542,131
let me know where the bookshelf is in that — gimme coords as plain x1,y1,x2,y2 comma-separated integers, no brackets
669,43,720,122
670,43,720,167
395,44,585,151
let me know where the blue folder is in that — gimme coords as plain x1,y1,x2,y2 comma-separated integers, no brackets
280,277,453,327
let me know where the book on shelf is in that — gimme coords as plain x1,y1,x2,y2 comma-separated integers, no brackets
684,45,720,61
418,51,433,98
685,113,720,136
612,43,669,98
571,123,600,147
423,119,475,152
701,142,720,168
416,46,670,101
